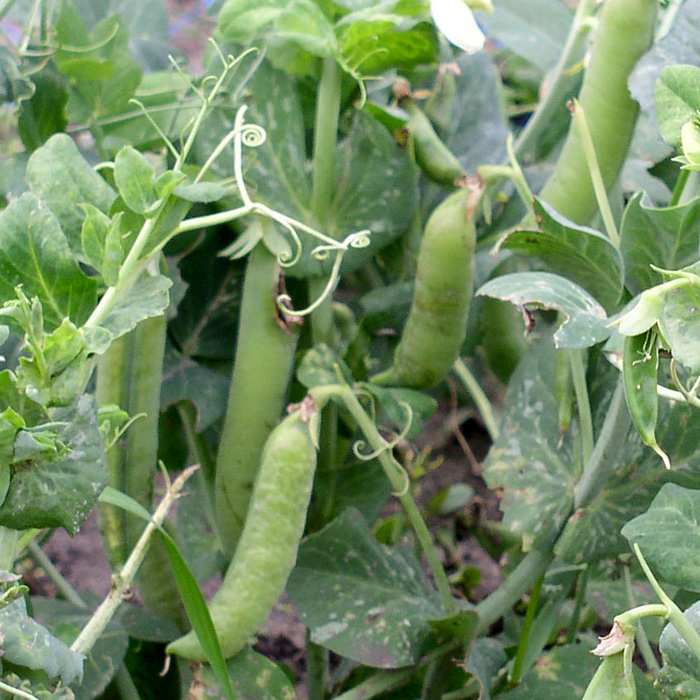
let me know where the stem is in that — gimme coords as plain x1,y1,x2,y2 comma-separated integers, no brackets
676,170,700,206
337,386,457,614
27,541,84,607
474,548,554,632
623,564,660,673
332,668,416,700
0,527,20,570
306,633,329,700
574,380,629,509
453,358,500,441
71,466,197,656
566,565,589,644
659,0,684,38
567,350,594,467
510,573,544,685
514,0,596,162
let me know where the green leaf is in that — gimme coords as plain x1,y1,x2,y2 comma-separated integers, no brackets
32,598,129,700
192,647,296,700
362,384,437,440
476,272,611,349
659,284,700,372
25,133,116,255
465,638,507,700
114,146,158,215
339,19,438,74
658,601,700,698
478,0,573,71
297,344,353,388
69,0,169,40
17,66,68,152
501,199,624,312
160,345,229,431
622,484,700,592
483,341,575,549
0,193,98,329
655,65,700,149
0,598,84,685
173,182,231,204
217,0,287,41
99,273,171,342
620,193,700,296
274,0,337,57
287,508,445,668
0,395,107,534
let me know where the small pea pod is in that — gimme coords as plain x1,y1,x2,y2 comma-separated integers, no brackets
582,652,636,700
167,403,319,661
622,330,670,469
395,82,465,188
372,188,476,388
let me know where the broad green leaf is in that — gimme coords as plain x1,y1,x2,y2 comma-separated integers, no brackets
192,647,296,700
556,358,700,563
99,273,171,342
444,52,510,172
174,182,231,204
296,344,353,388
160,345,229,431
629,0,700,120
620,193,700,296
659,284,700,372
169,237,245,359
622,484,700,592
655,65,700,148
274,0,337,57
339,19,438,74
476,271,610,349
0,598,84,685
0,395,107,534
482,341,575,549
658,601,700,698
32,597,129,700
478,0,572,71
114,146,158,215
217,0,287,40
25,134,115,255
17,66,68,152
287,508,445,668
0,193,98,329
501,198,624,312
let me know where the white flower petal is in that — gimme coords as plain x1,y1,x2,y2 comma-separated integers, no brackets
431,0,485,54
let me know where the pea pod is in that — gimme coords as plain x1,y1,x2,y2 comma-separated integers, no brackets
167,403,319,661
622,330,670,469
582,653,636,700
395,81,465,188
539,0,657,224
372,188,476,388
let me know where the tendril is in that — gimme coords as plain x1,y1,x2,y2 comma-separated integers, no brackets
351,401,413,461
256,205,303,267
129,98,180,161
670,359,700,410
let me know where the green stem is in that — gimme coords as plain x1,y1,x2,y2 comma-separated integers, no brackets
337,386,457,614
567,350,594,467
306,633,329,700
676,170,700,206
514,0,596,162
27,541,84,607
214,239,301,556
574,380,629,509
332,668,416,700
453,358,500,441
0,0,19,25
623,564,659,673
475,548,554,633
510,573,544,685
0,527,20,570
566,565,589,644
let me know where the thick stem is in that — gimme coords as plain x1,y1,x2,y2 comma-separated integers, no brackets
214,240,301,556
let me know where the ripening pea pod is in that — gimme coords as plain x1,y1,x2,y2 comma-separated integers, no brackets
167,403,319,661
372,188,476,388
582,652,636,700
538,0,657,225
622,330,671,469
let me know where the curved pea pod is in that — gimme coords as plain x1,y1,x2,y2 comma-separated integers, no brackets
372,188,476,388
401,95,465,188
538,0,657,224
622,330,670,469
166,403,319,661
582,652,636,700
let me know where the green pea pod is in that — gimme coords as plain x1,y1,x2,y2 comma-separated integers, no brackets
372,188,476,388
582,653,636,700
539,0,657,224
167,404,319,661
402,96,465,188
622,331,670,469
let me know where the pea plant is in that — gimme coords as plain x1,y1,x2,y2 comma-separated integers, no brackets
3,0,700,698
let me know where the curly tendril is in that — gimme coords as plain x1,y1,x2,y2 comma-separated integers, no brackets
351,401,414,462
